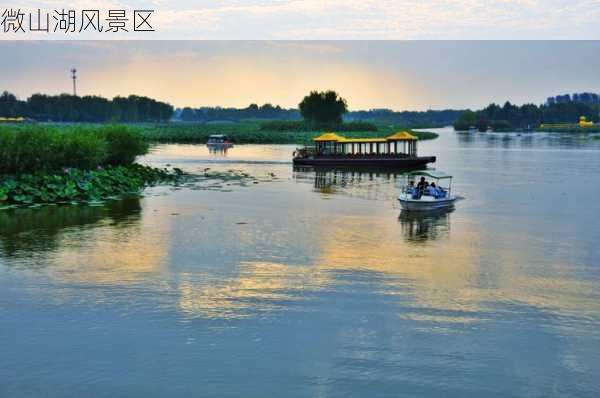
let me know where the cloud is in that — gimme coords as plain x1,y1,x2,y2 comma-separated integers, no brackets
146,0,600,39
1,41,600,110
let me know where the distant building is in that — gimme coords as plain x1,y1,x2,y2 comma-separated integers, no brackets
0,116,25,123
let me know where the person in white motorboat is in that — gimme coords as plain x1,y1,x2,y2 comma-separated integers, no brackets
426,182,437,196
409,178,447,200
399,171,455,210
406,180,418,198
412,176,428,198
428,182,447,199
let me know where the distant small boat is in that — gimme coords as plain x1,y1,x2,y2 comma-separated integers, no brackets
207,134,233,148
398,170,457,211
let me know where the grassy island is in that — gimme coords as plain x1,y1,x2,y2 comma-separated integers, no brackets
0,125,183,207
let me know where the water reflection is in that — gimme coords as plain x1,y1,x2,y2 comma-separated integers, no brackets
294,166,405,200
455,130,597,149
178,261,329,320
207,145,230,155
398,208,452,243
0,194,173,286
0,198,142,260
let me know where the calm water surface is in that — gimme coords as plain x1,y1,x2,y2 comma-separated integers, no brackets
1,128,600,397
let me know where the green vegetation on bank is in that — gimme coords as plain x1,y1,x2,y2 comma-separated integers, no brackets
0,124,148,174
135,121,438,144
0,125,182,207
259,120,378,132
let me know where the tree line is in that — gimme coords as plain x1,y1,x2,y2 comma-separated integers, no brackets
454,101,600,131
347,108,463,127
8,87,596,132
176,92,463,127
547,92,600,106
0,91,173,122
176,103,299,122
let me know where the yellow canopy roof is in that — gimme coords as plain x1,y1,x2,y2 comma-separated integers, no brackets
313,132,344,142
314,131,418,143
340,138,387,143
387,131,417,141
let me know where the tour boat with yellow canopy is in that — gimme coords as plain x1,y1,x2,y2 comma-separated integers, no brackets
398,170,456,211
293,131,436,169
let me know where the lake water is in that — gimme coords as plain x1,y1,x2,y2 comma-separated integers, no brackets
2,128,600,397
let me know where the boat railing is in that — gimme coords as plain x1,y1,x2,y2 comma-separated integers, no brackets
303,152,413,158
295,145,418,158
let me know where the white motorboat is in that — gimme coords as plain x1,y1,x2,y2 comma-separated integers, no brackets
398,170,456,211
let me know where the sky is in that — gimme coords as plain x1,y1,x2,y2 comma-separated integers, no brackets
2,0,600,39
2,41,600,111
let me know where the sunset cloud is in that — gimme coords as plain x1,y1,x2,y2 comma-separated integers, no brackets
1,41,600,110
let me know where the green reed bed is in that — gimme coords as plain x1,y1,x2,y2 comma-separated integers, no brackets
258,120,378,132
136,121,438,144
0,125,183,207
0,124,148,174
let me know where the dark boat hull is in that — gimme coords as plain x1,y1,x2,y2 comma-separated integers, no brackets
292,156,436,169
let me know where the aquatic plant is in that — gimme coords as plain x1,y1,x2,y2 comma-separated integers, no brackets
0,164,183,206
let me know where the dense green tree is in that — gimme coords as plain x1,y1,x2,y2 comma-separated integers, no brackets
476,116,488,132
0,91,21,117
299,90,348,127
453,110,477,130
